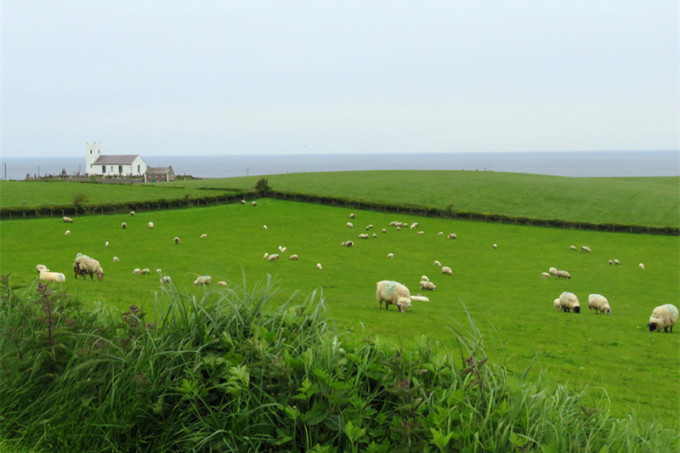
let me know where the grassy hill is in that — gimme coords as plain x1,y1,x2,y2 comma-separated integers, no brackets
156,171,680,228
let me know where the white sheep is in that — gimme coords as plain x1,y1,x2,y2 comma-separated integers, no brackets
570,245,577,251
587,294,611,315
156,268,162,274
316,263,323,270
581,245,592,253
639,263,645,269
289,254,299,260
200,233,207,239
548,267,557,276
148,222,154,229
241,200,247,205
381,228,387,233
419,280,436,291
648,304,678,333
36,264,49,273
263,225,268,230
278,246,287,253
437,232,444,236
386,253,394,259
133,268,141,275
553,298,561,312
267,254,280,262
358,233,368,239
613,259,621,265
417,231,424,235
105,241,109,247
441,266,452,275
493,244,498,249
113,256,120,263
541,272,551,279
161,276,172,284
121,222,127,229
447,233,457,239
558,292,580,313
608,260,613,265
376,280,413,312
263,252,269,259
433,260,441,267
365,224,374,230
62,216,73,223
372,233,377,238
421,275,429,282
251,201,257,206
194,275,211,286
65,230,71,236
217,281,228,286
410,222,419,229
140,268,150,275
555,270,571,279
347,222,354,228
130,210,135,216
350,213,355,218
39,270,66,282
74,255,104,280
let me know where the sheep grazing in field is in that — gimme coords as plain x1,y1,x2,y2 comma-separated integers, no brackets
493,244,498,249
346,222,354,228
410,222,419,229
570,245,578,251
161,276,172,284
613,259,621,265
548,267,557,276
36,264,49,273
350,213,355,219
358,233,369,239
581,245,592,253
148,222,154,229
441,266,453,275
113,256,120,263
267,254,279,262
372,233,377,238
417,231,424,235
555,270,571,279
263,225,268,230
558,292,580,313
376,280,413,312
278,246,287,253
217,281,228,286
447,233,457,239
639,263,645,269
396,226,401,231
588,294,611,315
365,224,374,230
421,275,429,282
342,240,354,247
156,268,162,274
433,260,441,267
251,201,257,206
133,268,141,275
39,270,66,282
289,254,299,260
130,211,135,216
121,222,127,229
410,295,430,302
65,230,71,236
241,200,247,205
200,233,207,239
105,241,109,247
73,255,104,281
316,263,323,270
541,272,551,279
553,298,561,312
608,260,613,265
437,232,444,236
419,280,436,291
140,268,150,275
173,237,180,245
381,228,387,233
263,252,269,259
648,304,678,333
194,275,211,286
386,253,394,259
62,216,73,223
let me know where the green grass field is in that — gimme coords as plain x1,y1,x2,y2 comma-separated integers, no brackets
1,198,678,428
156,171,680,228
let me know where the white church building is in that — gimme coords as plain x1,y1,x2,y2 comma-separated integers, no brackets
86,142,147,177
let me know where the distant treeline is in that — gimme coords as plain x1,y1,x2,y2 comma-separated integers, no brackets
1,189,677,236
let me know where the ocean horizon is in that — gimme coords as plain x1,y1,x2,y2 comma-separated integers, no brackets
2,150,678,180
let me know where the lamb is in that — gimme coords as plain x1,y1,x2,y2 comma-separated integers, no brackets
36,264,49,273
200,233,207,239
447,233,457,239
587,294,611,315
251,201,257,206
105,241,109,247
241,200,247,205
121,222,127,229
421,275,429,282
581,246,592,253
73,255,104,280
570,245,578,251
263,225,268,230
365,224,374,230
417,231,424,235
410,222,419,229
372,233,377,238
148,222,154,229
278,246,287,253
288,254,299,260
350,213,355,218
133,268,141,275
62,216,73,223
381,228,387,233
555,270,571,279
140,268,150,275
553,298,561,312
194,275,211,286
541,272,551,279
316,263,323,270
263,252,269,259
130,210,135,216
161,276,172,284
433,260,441,267
437,232,444,236
267,254,280,262
648,304,679,333
386,253,394,259
558,292,580,313
341,241,354,247
113,256,120,263
639,263,645,269
217,281,228,286
608,260,613,265
548,267,557,276
358,233,369,239
65,230,71,236
419,280,436,291
493,244,498,249
376,280,413,312
39,270,66,282
613,259,621,265
441,266,453,275
346,222,354,228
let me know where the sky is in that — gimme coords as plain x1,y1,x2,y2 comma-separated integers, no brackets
1,1,678,158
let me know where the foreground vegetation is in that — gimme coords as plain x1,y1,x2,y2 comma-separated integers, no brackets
1,278,676,452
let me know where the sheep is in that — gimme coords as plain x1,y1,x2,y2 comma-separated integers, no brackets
376,280,413,312
372,233,377,238
217,281,228,286
558,292,580,313
194,275,211,286
316,263,323,270
113,256,120,263
347,222,354,228
541,272,551,279
386,253,394,259
587,294,611,315
437,232,444,236
73,255,104,280
570,245,578,251
105,241,109,247
62,216,73,223
241,199,247,205
548,267,557,276
148,222,154,229
433,260,441,267
140,268,150,275
130,210,135,216
36,264,49,273
161,276,172,284
251,201,257,206
648,304,679,333
121,222,127,229
156,268,162,274
493,244,498,249
342,240,354,247
263,252,269,259
581,246,592,253
39,270,66,282
358,233,369,239
417,231,424,235
365,224,374,230
447,233,457,239
555,270,571,279
350,213,355,218
289,254,299,260
410,222,419,229
608,260,613,265
65,230,71,236
267,254,280,262
381,228,387,233
263,225,268,230
419,280,436,291
133,268,141,275
200,233,207,239
553,298,561,312
639,263,645,269
421,275,429,282
278,246,287,253
410,295,430,302
441,266,453,275
613,259,621,265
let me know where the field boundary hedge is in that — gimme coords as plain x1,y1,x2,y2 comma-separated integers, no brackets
1,189,677,236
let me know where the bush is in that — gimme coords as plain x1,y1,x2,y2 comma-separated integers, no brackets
254,177,271,193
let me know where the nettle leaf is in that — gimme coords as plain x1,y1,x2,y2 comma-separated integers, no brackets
344,420,367,443
304,400,329,425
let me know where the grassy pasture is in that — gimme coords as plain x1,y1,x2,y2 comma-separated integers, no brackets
0,180,238,209
1,199,678,427
156,171,680,228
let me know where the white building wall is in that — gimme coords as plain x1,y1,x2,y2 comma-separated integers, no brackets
86,142,102,174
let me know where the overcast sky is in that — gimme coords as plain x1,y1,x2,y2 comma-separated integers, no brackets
2,1,678,158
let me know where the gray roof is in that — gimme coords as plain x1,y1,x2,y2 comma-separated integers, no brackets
147,167,174,173
93,155,141,165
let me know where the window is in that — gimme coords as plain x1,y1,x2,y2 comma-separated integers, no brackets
137,165,140,174
118,165,123,174
102,165,105,173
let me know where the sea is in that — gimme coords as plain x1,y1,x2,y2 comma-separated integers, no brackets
1,151,678,180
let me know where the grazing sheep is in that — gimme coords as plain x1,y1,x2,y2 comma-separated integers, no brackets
358,233,369,239
36,264,49,273
241,200,247,205
133,268,141,275
548,267,557,276
73,255,104,280
193,275,211,286
342,241,354,247
410,295,430,302
588,294,611,315
263,252,269,259
289,254,299,260
217,281,228,286
421,275,429,282
140,268,150,275
570,245,578,251
105,241,109,247
608,260,613,265
417,231,424,235
558,292,580,313
267,254,280,262
410,222,419,229
433,260,441,267
263,225,268,230
278,246,287,253
441,266,453,275
365,224,374,230
613,259,621,265
581,246,592,253
316,263,323,270
372,233,377,238
121,222,127,229
376,280,412,312
62,216,73,223
419,280,436,291
173,237,180,245
396,226,401,231
541,272,551,279
200,233,207,239
148,222,154,229
648,304,679,333
437,232,444,236
65,230,71,236
447,233,457,239
113,256,120,263
130,210,135,216
39,270,66,282
493,244,498,249
156,268,162,274
639,263,645,269
555,270,571,279
161,276,172,284
381,228,387,233
553,298,561,312
386,253,394,259
347,222,354,228
251,201,257,206
350,213,355,218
